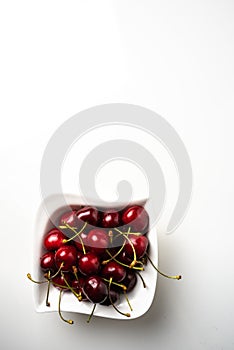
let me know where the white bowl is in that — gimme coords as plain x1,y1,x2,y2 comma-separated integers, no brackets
32,194,158,320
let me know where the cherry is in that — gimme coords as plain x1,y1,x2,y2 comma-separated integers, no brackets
122,205,149,233
52,273,72,291
55,246,77,271
78,252,100,276
102,261,126,283
60,210,79,228
86,229,109,255
40,251,56,272
117,250,133,266
73,231,88,252
101,289,120,306
124,235,148,260
83,276,108,304
101,210,120,228
43,229,67,251
121,271,137,293
71,278,87,301
76,206,99,226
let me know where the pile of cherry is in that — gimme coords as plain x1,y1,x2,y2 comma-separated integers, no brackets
27,204,181,324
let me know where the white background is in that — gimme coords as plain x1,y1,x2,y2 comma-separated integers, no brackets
0,1,234,349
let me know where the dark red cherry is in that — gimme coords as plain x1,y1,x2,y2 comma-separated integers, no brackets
83,276,108,304
86,229,109,255
60,210,79,228
78,252,100,276
124,235,148,259
122,271,137,293
40,251,56,272
73,231,88,252
76,206,99,226
117,250,133,265
52,273,72,291
43,229,67,251
101,289,120,306
122,205,149,233
101,210,120,228
102,261,126,282
71,278,88,301
55,246,77,271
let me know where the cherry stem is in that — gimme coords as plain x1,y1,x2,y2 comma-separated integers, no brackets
108,278,130,317
102,278,127,291
62,221,87,244
72,266,79,282
136,272,147,288
105,250,144,271
58,290,74,325
61,272,82,301
87,304,96,323
102,243,126,265
27,273,48,284
48,262,64,280
114,228,137,267
124,291,133,311
45,270,51,307
146,253,182,280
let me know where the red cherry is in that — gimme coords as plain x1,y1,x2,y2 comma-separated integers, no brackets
122,205,149,233
124,235,148,259
73,231,88,252
43,229,67,251
52,273,72,291
40,251,56,272
55,246,77,271
102,261,126,282
76,206,99,226
121,271,137,293
83,275,108,304
101,210,120,228
86,229,109,255
101,289,120,306
78,252,100,276
60,210,79,228
71,278,88,301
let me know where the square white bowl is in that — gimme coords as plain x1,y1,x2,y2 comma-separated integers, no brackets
32,194,158,320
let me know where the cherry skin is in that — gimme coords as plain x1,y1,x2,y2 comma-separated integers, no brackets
71,278,88,301
124,235,148,260
43,229,67,251
101,289,120,306
86,229,109,255
78,252,100,276
60,210,79,228
76,206,99,226
102,261,126,283
52,273,72,291
40,251,56,272
101,210,120,228
121,271,137,293
55,246,77,271
73,231,88,252
83,275,108,304
121,205,149,233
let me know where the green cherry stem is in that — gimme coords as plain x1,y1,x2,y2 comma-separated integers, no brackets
58,290,74,325
45,270,51,307
27,273,48,284
62,222,87,243
105,250,144,271
61,271,82,301
114,228,137,267
146,253,182,280
102,242,126,265
87,304,97,323
123,290,133,311
108,277,130,317
102,278,127,291
136,271,147,288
